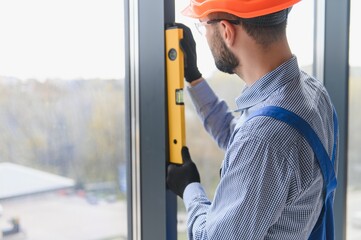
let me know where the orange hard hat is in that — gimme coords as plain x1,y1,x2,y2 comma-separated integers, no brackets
182,0,301,19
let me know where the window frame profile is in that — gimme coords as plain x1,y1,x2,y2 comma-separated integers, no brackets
125,0,177,239
314,0,350,239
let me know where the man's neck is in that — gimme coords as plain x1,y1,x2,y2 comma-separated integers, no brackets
234,39,293,86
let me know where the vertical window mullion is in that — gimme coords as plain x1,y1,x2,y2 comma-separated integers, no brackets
315,0,350,239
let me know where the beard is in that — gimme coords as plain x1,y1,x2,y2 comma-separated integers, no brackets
210,28,239,74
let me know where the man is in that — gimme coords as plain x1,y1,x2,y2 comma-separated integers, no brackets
167,0,338,239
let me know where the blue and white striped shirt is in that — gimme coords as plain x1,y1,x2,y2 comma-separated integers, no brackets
184,56,337,240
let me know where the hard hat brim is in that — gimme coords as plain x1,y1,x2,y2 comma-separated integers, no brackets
181,0,300,19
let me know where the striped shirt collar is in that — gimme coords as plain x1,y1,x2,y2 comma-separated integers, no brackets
235,56,300,112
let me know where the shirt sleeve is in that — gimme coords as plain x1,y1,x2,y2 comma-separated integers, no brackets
187,80,237,150
183,134,295,240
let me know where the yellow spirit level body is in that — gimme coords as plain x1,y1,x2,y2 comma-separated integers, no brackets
165,26,186,165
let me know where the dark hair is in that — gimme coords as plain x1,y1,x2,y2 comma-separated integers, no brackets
208,11,288,48
240,20,287,47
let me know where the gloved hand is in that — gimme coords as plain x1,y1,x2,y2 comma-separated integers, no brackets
174,23,202,83
167,146,200,198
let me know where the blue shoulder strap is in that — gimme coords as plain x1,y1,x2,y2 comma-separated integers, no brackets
246,106,338,240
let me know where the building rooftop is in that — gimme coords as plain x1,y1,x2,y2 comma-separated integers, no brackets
0,162,74,200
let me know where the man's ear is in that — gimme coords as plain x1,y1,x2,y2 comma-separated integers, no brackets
219,20,236,47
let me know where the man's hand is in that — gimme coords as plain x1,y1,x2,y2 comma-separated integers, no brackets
167,147,200,198
174,23,202,83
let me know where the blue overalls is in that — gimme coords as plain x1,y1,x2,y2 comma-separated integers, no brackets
246,106,338,240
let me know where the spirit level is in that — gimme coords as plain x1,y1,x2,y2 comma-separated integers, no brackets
165,26,186,165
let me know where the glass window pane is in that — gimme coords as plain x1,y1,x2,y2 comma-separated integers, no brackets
347,0,361,239
175,1,314,239
0,0,127,239
287,0,314,74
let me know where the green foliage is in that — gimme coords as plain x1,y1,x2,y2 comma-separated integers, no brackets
0,77,125,187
